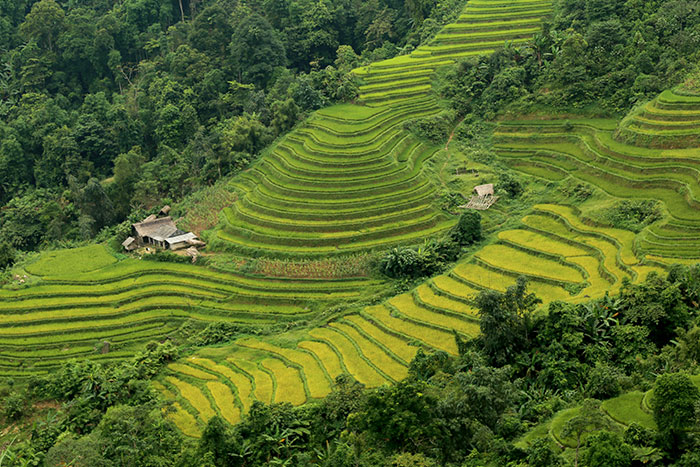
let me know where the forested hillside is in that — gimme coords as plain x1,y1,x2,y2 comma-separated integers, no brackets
2,0,700,466
0,0,464,258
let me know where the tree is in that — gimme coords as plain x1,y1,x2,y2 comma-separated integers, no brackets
349,379,441,453
110,146,146,219
526,438,562,466
651,372,700,452
562,399,612,467
0,241,17,270
582,430,632,467
450,210,482,246
474,276,540,366
0,134,31,203
230,11,286,87
91,404,183,466
271,98,299,136
198,416,236,466
45,434,108,467
19,0,65,53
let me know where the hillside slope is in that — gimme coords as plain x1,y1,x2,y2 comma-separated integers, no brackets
210,0,555,257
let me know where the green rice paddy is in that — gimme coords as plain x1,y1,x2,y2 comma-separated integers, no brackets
495,115,700,259
518,378,700,451
8,0,695,442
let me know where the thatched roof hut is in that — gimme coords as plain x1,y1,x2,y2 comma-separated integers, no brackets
473,184,494,197
122,236,137,251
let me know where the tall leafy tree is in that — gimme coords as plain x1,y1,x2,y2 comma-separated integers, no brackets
230,11,286,87
474,276,540,366
19,0,66,53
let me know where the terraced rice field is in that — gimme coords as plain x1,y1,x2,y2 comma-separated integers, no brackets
0,247,385,377
518,375,700,450
212,0,554,258
494,114,700,259
162,200,670,437
617,88,700,149
155,272,484,436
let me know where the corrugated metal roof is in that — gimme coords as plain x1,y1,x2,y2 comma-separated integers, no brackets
165,232,198,245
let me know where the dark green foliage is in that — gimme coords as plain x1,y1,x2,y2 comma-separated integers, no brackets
618,271,692,347
0,0,456,253
187,322,241,347
0,241,16,269
409,349,454,380
497,173,523,198
585,363,623,399
438,0,700,115
230,11,286,88
404,109,456,144
624,422,656,447
582,431,633,467
349,379,442,453
198,416,236,467
599,200,662,233
93,404,183,467
379,246,428,278
45,434,108,467
5,266,700,465
2,391,30,421
651,373,700,438
450,210,482,246
378,231,465,279
526,438,562,467
474,276,540,366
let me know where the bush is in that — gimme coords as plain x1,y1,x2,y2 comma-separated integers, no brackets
585,363,622,399
497,173,523,198
582,431,632,467
600,200,662,233
389,452,437,467
188,322,241,347
404,109,457,144
2,391,30,421
450,211,482,246
0,241,17,270
526,438,562,466
651,372,700,436
623,422,655,447
380,247,429,279
141,250,197,264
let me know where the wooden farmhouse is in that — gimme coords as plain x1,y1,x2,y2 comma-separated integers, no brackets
122,211,205,251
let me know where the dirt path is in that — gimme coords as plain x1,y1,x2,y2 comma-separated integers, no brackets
439,118,464,188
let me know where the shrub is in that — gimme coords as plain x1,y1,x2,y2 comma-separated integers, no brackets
3,391,30,421
188,322,241,347
582,431,632,467
450,211,482,246
45,434,108,467
141,250,193,264
389,452,437,467
526,438,562,467
585,363,622,399
404,109,457,144
497,172,523,198
623,422,655,447
600,200,662,232
380,247,427,279
651,372,700,436
0,241,17,270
